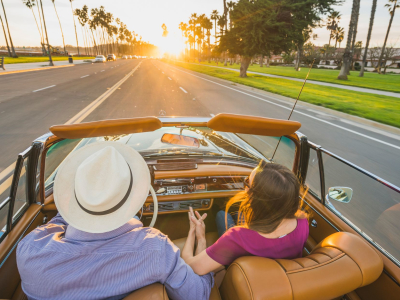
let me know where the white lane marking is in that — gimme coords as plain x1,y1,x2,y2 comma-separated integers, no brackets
168,77,172,80
32,85,56,92
168,65,400,151
162,72,164,74
80,75,89,78
101,70,105,72
339,119,400,142
210,114,215,117
65,62,142,125
179,87,188,93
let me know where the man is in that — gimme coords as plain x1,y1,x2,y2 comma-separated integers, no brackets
17,142,213,299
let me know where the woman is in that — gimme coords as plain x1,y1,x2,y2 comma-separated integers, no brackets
181,161,309,276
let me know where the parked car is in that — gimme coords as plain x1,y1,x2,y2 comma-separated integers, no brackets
122,55,128,59
107,54,116,61
128,55,132,59
94,55,106,63
0,113,397,299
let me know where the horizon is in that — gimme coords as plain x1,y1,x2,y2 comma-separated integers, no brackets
0,0,399,55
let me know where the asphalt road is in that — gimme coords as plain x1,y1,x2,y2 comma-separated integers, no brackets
0,58,399,259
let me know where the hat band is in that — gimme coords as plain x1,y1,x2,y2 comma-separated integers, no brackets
75,164,133,216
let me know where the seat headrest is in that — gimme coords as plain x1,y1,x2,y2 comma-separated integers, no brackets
220,232,383,300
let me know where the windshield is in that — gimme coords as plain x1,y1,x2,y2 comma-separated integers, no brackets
1,0,400,268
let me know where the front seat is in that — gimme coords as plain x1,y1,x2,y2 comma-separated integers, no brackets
220,232,383,300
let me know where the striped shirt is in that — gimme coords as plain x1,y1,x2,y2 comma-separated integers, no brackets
17,214,213,300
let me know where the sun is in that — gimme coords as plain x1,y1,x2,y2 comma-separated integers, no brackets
158,32,185,57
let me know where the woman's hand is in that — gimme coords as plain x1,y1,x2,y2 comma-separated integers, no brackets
189,207,207,240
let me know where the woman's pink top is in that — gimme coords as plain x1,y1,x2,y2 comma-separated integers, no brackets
206,218,309,265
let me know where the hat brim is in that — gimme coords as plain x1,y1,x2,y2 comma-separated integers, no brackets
54,141,150,233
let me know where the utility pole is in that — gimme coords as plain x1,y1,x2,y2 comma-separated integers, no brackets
39,0,53,66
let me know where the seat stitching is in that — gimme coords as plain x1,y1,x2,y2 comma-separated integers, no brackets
275,260,287,272
293,259,305,268
230,262,254,300
306,256,319,264
286,253,346,274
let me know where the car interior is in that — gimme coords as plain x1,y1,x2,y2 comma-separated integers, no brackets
0,114,399,300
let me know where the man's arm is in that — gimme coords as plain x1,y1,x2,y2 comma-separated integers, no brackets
160,236,214,300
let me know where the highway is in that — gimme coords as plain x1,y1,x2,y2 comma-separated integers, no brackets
0,58,399,260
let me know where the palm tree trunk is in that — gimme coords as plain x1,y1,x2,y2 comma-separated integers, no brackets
70,1,80,56
0,14,11,56
359,0,377,77
338,0,360,80
30,7,43,48
350,8,360,72
39,0,53,66
36,0,46,55
1,0,17,57
259,55,263,67
376,2,396,74
52,2,66,54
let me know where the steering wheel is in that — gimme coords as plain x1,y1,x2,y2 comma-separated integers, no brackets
148,185,158,227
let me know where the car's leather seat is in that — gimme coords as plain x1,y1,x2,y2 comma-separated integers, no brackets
220,232,383,300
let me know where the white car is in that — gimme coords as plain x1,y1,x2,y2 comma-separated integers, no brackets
122,55,128,59
94,55,106,63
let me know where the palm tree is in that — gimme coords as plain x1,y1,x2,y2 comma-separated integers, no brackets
359,0,377,77
39,0,53,65
0,12,11,56
210,10,219,45
337,0,360,80
69,0,79,55
227,1,236,29
326,11,341,47
50,0,66,54
334,27,344,48
376,0,399,74
22,0,43,49
1,0,17,57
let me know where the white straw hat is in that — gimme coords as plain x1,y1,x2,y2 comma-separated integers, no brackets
53,142,150,233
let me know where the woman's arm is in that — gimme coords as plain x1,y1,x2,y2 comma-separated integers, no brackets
186,249,223,276
181,211,196,261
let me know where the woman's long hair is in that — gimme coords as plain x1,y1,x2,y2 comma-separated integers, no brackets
225,161,309,234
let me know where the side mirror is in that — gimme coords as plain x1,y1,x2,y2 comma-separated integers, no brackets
326,187,353,204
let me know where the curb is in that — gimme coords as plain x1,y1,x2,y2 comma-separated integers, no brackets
167,61,400,137
0,64,75,76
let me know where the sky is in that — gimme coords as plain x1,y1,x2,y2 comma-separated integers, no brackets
0,0,399,55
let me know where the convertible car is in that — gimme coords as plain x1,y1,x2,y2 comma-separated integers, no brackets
0,114,399,300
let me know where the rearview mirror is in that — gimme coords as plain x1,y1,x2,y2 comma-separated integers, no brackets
326,187,353,204
161,133,200,148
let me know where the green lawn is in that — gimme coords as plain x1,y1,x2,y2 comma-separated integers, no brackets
168,61,400,128
197,61,400,94
3,56,95,64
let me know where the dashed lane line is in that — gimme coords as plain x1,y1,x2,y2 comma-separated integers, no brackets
32,85,56,93
168,77,172,80
179,87,188,93
81,75,89,78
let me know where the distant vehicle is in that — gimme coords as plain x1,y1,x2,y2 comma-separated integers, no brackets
122,55,128,59
107,54,116,61
132,55,138,59
94,55,106,63
128,55,132,59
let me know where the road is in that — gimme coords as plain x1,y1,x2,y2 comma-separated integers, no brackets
0,58,399,259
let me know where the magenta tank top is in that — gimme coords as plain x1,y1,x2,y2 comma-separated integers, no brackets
206,218,309,265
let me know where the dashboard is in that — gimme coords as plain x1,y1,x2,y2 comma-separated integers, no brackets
142,163,252,215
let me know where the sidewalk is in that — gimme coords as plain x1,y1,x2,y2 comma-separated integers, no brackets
195,63,400,99
0,59,94,73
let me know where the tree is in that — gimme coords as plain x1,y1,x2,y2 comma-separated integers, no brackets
23,0,43,52
326,11,341,46
282,52,295,64
359,0,377,77
210,10,219,45
1,0,17,57
69,0,80,55
0,12,11,56
303,42,321,65
337,0,360,80
50,0,66,54
382,45,398,74
351,41,362,70
376,0,399,74
334,27,344,48
39,0,53,65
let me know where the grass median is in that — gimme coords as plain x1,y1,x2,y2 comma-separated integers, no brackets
168,61,400,128
198,61,400,94
4,56,95,64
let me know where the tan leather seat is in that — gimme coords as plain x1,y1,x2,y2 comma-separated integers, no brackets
220,232,383,300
